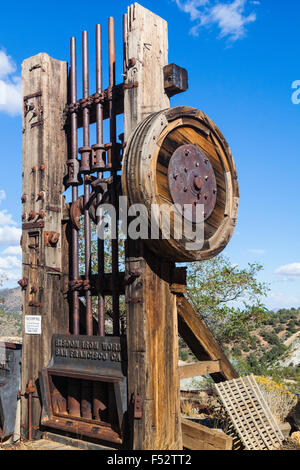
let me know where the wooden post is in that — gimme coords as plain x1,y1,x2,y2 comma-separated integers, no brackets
124,3,182,450
21,53,69,438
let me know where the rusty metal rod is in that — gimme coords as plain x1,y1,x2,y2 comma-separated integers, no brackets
70,37,80,336
123,14,127,78
96,24,105,337
109,17,120,336
82,30,93,337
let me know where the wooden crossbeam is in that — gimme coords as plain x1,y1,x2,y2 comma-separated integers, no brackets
181,419,233,451
179,361,220,379
177,295,239,383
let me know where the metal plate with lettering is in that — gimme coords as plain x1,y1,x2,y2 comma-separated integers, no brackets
49,334,127,377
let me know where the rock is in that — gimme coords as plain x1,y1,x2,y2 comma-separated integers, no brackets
287,398,300,431
291,432,300,446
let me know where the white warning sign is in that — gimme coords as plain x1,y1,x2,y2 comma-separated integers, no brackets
25,315,42,335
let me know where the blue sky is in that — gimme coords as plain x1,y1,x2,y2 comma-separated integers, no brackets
0,0,300,310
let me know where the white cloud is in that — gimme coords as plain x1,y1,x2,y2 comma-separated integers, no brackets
175,0,257,41
0,49,22,116
0,255,21,270
0,226,21,245
0,209,18,226
2,246,22,256
0,268,21,283
266,291,300,310
0,190,6,204
248,249,265,255
274,263,300,277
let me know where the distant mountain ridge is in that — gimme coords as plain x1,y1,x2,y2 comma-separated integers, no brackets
0,287,22,316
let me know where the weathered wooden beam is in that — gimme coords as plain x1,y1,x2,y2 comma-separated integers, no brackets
181,418,233,451
179,361,221,380
21,53,69,438
124,3,182,450
177,295,239,383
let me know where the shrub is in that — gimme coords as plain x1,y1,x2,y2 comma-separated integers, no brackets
255,376,297,423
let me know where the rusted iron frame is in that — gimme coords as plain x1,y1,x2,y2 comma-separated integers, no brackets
109,17,120,337
46,370,122,442
69,41,83,420
95,24,105,338
81,31,93,338
80,31,93,421
70,37,80,336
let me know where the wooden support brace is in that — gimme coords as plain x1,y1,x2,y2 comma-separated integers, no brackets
177,295,239,383
179,361,221,380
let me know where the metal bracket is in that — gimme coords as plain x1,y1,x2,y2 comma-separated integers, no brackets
132,392,144,420
126,298,143,304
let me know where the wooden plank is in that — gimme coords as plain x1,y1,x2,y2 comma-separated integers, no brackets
21,53,69,438
177,295,239,383
124,3,182,450
181,418,232,451
179,361,220,380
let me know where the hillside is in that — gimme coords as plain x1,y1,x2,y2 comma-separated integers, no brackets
0,287,22,315
228,308,300,365
0,287,22,339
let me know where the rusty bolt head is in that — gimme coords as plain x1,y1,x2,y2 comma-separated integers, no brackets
21,195,26,203
49,232,60,245
26,380,36,395
128,57,136,68
40,163,46,171
18,278,28,289
193,176,203,191
30,284,38,294
38,191,45,201
28,211,36,221
38,211,45,219
22,213,27,221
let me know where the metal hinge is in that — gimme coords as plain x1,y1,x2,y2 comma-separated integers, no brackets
123,82,139,90
126,297,143,304
132,392,144,419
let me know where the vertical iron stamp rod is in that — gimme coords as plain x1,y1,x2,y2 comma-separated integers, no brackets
68,37,81,419
95,24,105,337
70,37,80,336
80,30,93,421
82,30,93,337
109,17,120,336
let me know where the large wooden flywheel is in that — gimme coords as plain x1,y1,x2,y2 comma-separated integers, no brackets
122,106,239,262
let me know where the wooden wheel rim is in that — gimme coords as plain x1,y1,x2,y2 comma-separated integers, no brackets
122,106,239,262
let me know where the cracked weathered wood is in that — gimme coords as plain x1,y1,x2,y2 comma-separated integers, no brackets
21,53,69,438
124,3,182,450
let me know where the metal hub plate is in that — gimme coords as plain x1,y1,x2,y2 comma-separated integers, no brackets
168,144,217,223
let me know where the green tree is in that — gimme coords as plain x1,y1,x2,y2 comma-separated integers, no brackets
186,255,270,349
